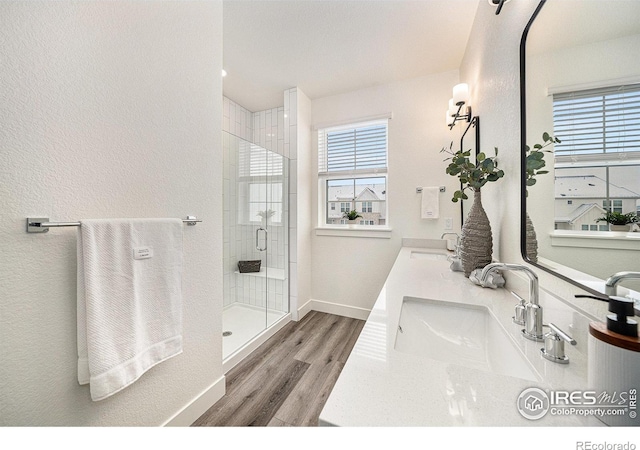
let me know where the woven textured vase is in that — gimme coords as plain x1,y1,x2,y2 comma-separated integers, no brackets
525,212,538,263
459,190,493,277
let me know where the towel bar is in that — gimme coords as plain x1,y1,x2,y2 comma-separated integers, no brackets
26,216,202,233
416,186,446,194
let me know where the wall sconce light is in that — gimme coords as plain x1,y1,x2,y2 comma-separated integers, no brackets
446,83,472,129
489,0,510,15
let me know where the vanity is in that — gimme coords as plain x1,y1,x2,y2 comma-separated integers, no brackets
318,239,605,427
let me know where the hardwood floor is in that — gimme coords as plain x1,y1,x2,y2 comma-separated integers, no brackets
192,311,365,427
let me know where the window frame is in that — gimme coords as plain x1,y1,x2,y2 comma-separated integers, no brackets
317,119,390,230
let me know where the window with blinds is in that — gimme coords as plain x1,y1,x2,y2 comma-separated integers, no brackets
318,120,388,227
553,83,640,156
551,84,640,233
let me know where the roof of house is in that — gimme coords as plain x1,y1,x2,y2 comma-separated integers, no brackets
555,202,606,224
555,175,640,199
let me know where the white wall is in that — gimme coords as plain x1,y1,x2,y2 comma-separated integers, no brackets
309,71,462,313
0,1,224,426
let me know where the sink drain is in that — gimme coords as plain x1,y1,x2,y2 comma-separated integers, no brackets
222,331,232,337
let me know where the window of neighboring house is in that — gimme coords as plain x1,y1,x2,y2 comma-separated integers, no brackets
318,119,388,227
553,84,640,232
599,224,609,231
359,220,375,225
331,203,336,211
581,225,589,231
340,219,347,224
602,199,623,214
360,201,373,213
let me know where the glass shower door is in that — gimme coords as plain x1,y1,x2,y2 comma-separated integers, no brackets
223,131,289,361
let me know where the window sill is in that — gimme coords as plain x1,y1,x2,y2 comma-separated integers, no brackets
315,226,392,239
549,230,640,250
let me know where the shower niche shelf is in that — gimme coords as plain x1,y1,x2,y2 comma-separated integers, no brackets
234,267,286,281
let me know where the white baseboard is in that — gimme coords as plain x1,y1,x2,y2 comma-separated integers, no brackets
296,298,314,321
308,298,371,321
162,375,226,427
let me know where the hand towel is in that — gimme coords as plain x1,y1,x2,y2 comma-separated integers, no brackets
421,187,440,219
77,218,183,401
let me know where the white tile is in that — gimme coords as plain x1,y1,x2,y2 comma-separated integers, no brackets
223,96,230,118
278,108,285,141
289,159,297,194
284,91,290,115
289,125,297,159
289,193,297,227
230,101,236,124
289,90,297,126
236,105,244,126
223,115,230,133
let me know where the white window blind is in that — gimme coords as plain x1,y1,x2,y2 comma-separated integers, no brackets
318,120,388,174
553,84,640,155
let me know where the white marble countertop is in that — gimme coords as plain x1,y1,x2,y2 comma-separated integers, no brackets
319,241,605,426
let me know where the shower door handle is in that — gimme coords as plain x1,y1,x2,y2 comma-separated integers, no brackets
256,227,268,251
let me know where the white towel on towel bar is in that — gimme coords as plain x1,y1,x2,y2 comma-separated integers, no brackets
421,187,440,219
77,218,183,401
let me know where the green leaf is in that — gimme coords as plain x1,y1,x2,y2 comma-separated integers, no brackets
482,159,495,172
537,170,549,175
527,179,537,186
477,152,486,162
543,132,550,141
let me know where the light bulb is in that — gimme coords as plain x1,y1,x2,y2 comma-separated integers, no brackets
453,83,469,106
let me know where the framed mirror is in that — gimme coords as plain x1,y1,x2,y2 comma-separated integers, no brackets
520,0,640,304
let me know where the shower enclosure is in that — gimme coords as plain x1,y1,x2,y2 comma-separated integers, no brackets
222,131,290,363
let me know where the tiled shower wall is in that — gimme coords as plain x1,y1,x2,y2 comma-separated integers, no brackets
222,95,297,316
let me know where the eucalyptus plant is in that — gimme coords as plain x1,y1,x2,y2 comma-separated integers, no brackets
525,132,561,196
440,143,504,203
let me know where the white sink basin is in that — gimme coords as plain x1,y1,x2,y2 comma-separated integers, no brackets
395,296,540,381
410,251,449,261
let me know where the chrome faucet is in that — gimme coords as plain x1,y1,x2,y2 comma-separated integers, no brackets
440,232,460,252
478,263,545,342
441,233,463,272
604,271,640,296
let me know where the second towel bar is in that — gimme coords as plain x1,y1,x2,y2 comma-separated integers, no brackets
26,216,202,233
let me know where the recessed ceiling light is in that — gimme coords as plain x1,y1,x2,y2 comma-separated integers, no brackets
221,69,227,77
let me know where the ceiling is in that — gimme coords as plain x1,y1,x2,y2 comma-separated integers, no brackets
223,0,481,112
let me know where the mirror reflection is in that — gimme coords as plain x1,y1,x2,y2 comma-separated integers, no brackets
524,0,640,300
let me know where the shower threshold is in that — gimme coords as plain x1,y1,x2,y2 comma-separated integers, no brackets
222,303,290,373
